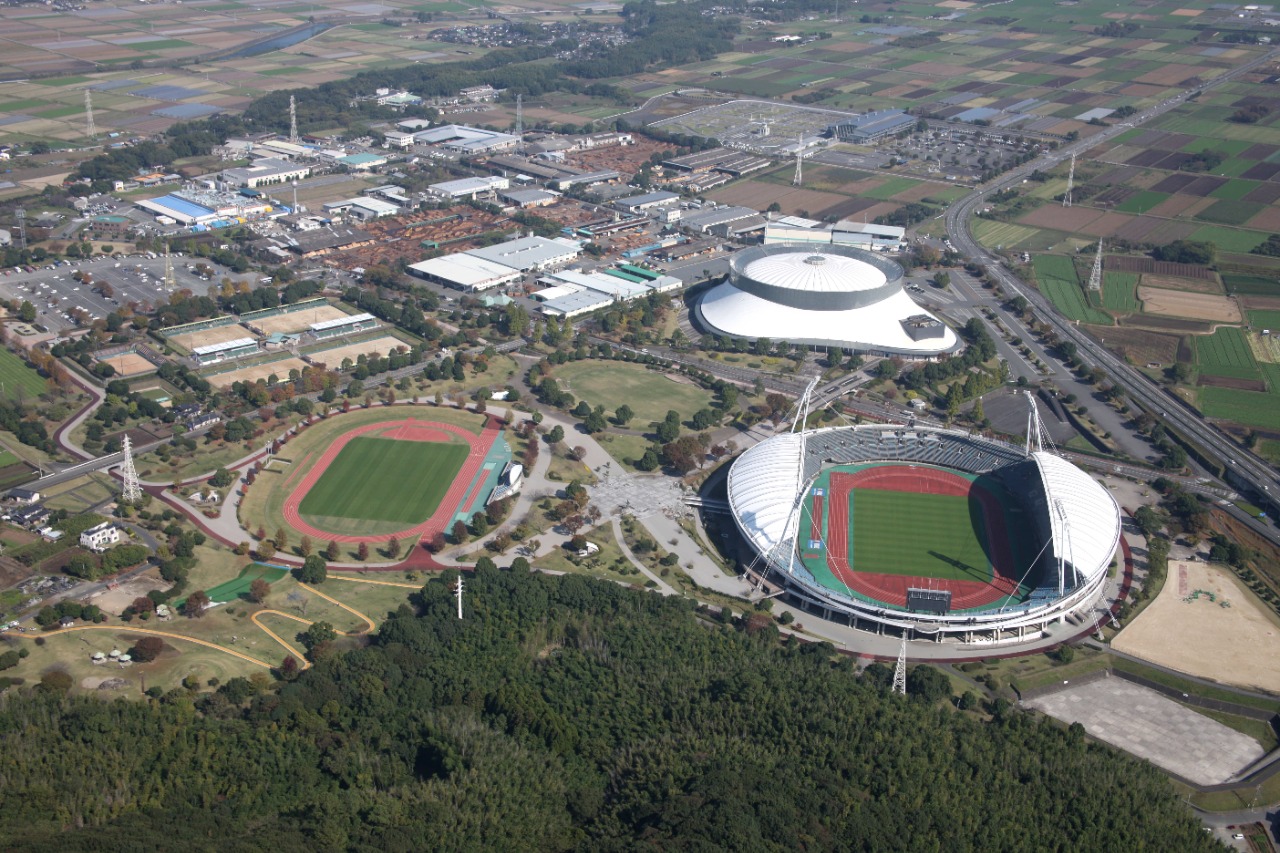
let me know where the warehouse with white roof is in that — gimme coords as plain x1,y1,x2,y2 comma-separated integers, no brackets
408,254,523,292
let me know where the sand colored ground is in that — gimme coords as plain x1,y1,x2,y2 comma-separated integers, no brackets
207,357,308,389
1136,287,1241,323
98,352,154,377
1113,560,1280,693
169,323,255,352
250,305,349,335
305,336,408,370
1139,272,1223,295
85,571,171,616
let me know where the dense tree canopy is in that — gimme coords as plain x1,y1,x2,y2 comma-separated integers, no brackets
0,568,1216,850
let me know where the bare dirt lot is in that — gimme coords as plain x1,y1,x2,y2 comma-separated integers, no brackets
169,323,256,352
249,306,349,336
1136,287,1241,323
1087,326,1181,366
85,570,170,616
97,352,154,377
305,336,408,370
207,357,308,389
1140,273,1224,295
1113,559,1280,693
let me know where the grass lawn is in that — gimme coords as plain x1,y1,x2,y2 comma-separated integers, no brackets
323,574,418,624
299,436,467,525
847,490,992,582
1101,271,1140,313
554,360,714,425
532,524,646,587
41,473,118,513
0,348,49,400
593,431,653,471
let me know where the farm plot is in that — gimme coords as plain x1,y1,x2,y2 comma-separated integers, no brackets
1195,327,1260,379
206,357,308,389
1135,288,1241,323
1101,272,1140,314
1031,256,1112,325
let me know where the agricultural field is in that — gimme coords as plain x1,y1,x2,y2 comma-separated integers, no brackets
1195,327,1259,379
1101,272,1140,315
0,348,50,400
1031,256,1111,326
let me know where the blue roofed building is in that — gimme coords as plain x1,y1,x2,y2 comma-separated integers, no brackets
828,109,916,143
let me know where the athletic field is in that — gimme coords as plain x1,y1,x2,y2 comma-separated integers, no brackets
298,436,468,526
799,463,1037,611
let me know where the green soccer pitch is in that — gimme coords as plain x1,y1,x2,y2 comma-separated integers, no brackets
849,490,994,583
298,436,468,525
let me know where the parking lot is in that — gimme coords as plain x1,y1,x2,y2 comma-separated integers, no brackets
0,257,232,332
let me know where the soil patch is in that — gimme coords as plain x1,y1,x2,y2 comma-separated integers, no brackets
1136,287,1241,323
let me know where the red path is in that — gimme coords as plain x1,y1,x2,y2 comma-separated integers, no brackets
281,416,500,544
820,465,1020,611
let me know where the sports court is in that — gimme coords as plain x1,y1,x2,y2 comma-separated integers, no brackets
97,351,154,377
251,305,349,335
169,323,255,352
206,357,308,389
799,462,1037,611
305,335,408,369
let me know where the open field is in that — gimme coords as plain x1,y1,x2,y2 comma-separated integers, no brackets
98,351,155,377
168,323,254,352
1032,256,1112,326
298,436,467,526
206,357,307,389
1101,272,1140,314
1114,559,1280,693
304,335,408,370
249,305,348,335
554,360,715,425
1136,288,1241,324
1200,387,1280,430
0,348,49,400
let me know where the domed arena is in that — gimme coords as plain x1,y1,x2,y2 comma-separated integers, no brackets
694,243,961,356
727,422,1122,644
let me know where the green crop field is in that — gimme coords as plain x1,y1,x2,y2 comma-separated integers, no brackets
299,437,468,525
1224,274,1280,296
1033,255,1112,325
1190,225,1271,255
1101,272,1140,313
1248,311,1280,331
848,490,993,582
1195,327,1258,375
0,348,49,400
1115,191,1168,214
1201,387,1280,431
1196,200,1264,226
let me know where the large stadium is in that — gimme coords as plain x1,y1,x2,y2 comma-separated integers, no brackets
728,418,1123,643
694,243,961,356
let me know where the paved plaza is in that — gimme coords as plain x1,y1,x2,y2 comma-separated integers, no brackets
1027,678,1264,785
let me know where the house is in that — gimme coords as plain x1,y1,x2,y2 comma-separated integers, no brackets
12,505,50,529
184,413,222,432
7,488,40,505
80,522,120,552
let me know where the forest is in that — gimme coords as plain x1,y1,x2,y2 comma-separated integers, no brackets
0,568,1220,851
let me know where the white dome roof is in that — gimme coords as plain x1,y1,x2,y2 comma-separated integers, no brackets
1030,451,1122,584
726,432,804,559
742,251,887,293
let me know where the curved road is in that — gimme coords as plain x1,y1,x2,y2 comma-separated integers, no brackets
947,46,1280,522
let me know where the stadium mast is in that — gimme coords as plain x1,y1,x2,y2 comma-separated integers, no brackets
892,634,907,695
752,378,820,587
120,435,142,505
1022,390,1057,457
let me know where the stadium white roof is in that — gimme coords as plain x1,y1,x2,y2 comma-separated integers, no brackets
192,337,257,356
726,431,804,563
743,251,887,293
699,280,958,355
408,254,522,291
1030,451,1122,584
310,312,374,332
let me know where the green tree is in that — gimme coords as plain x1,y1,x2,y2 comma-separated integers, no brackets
615,404,634,426
295,555,327,584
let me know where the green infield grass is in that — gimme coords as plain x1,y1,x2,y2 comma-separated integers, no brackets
299,436,468,525
849,490,992,582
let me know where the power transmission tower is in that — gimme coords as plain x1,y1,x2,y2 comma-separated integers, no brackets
892,633,907,695
14,209,26,250
515,93,523,153
455,574,464,619
163,242,175,291
120,435,142,505
289,95,298,144
1086,239,1104,291
84,89,96,140
1062,152,1075,208
792,136,803,186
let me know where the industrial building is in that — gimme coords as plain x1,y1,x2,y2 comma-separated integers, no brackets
763,218,906,252
828,109,916,143
427,175,510,200
464,235,581,272
218,158,311,189
411,124,520,154
322,197,401,221
499,188,558,208
533,266,682,318
614,191,681,214
408,254,523,292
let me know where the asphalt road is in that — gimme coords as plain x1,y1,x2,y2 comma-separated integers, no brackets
945,46,1280,519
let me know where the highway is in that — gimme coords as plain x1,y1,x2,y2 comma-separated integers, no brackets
945,45,1280,518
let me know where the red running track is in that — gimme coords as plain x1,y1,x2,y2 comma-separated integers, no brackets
810,494,824,544
281,417,500,544
820,465,1019,611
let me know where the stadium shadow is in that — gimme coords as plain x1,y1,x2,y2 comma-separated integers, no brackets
927,550,986,582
